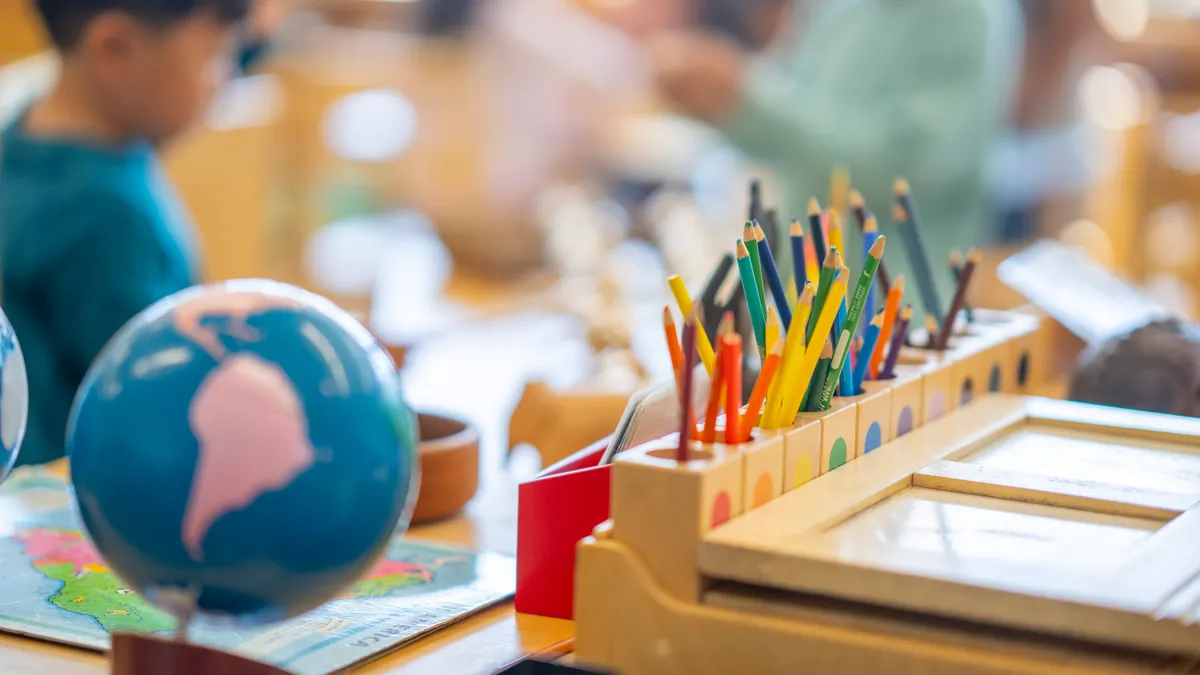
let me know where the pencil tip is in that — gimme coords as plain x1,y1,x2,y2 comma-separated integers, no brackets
770,337,786,356
828,210,841,228
967,248,983,264
807,198,820,215
925,314,938,332
869,236,886,256
900,305,913,320
948,249,963,266
871,312,884,327
799,283,815,303
891,203,907,222
848,188,863,208
663,306,673,322
893,178,910,195
753,222,766,240
736,239,750,257
821,340,833,358
863,215,878,233
835,267,850,284
790,220,804,236
743,222,756,238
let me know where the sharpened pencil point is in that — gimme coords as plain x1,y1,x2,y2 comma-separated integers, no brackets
868,236,886,257
790,219,804,237
736,239,750,258
863,215,878,233
870,311,884,327
848,188,864,209
807,198,821,216
891,203,907,222
820,338,833,358
753,223,766,241
743,222,756,241
967,248,983,264
949,249,963,267
893,178,910,196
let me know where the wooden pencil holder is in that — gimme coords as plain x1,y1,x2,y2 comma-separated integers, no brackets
796,400,858,474
833,387,892,457
897,348,956,424
610,435,769,602
576,395,1200,675
862,367,924,439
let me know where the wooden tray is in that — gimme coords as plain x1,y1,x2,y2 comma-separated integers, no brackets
701,396,1200,656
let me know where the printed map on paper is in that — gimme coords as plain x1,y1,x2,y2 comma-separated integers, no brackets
0,467,515,674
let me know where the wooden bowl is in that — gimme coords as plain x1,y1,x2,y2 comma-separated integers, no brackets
411,412,479,524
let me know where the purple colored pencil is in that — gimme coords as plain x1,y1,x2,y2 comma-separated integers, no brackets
878,307,913,380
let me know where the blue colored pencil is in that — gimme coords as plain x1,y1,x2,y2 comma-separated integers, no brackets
853,313,884,394
789,219,806,296
754,222,792,329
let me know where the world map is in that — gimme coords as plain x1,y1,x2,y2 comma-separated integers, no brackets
0,467,515,675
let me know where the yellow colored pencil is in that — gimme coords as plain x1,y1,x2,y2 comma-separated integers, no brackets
764,283,813,428
667,275,715,375
827,209,845,259
780,268,849,423
765,306,780,353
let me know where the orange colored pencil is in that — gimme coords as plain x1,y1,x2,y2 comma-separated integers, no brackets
663,306,685,385
700,314,734,443
722,333,743,445
741,337,784,439
869,274,905,378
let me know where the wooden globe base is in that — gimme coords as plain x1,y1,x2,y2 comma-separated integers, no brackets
111,634,289,675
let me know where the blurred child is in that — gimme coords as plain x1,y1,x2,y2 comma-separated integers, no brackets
0,0,251,465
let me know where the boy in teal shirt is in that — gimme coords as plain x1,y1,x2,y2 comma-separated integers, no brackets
0,0,251,465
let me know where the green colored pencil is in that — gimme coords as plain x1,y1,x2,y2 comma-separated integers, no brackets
806,247,840,343
736,239,768,359
803,338,833,412
743,222,766,320
817,236,886,410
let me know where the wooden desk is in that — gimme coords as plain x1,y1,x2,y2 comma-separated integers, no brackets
0,311,584,674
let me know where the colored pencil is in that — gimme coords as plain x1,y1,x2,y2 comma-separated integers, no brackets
722,333,743,444
667,275,716,375
869,274,905,379
700,314,733,443
879,306,912,380
817,237,886,411
755,222,792,329
765,283,814,428
830,166,850,216
789,219,807,294
663,306,685,384
735,240,768,360
849,188,868,229
853,313,884,394
849,192,891,295
807,247,841,342
949,249,974,323
893,178,944,326
698,253,734,338
804,339,834,412
765,306,780,354
748,178,762,223
780,268,848,423
827,209,845,261
743,222,766,320
924,314,939,349
935,248,981,351
808,198,827,270
742,336,784,439
761,208,780,255
677,311,699,460
862,215,879,333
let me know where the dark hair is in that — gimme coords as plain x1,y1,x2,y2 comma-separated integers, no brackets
35,0,250,50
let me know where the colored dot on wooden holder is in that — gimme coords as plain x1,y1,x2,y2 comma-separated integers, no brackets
711,491,732,528
829,438,848,471
753,473,773,508
864,422,883,453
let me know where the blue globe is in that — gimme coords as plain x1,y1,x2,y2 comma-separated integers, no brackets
0,307,28,482
67,280,418,624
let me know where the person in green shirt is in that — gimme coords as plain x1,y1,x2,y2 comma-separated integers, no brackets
652,0,1026,299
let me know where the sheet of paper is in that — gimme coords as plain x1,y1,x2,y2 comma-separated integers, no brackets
0,467,514,675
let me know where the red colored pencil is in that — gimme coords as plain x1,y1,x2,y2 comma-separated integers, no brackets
741,337,783,440
722,333,743,445
662,306,684,386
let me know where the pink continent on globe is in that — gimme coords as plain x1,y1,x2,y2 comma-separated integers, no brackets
182,353,316,560
16,529,104,571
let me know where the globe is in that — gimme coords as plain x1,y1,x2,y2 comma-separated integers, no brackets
67,280,419,625
0,307,28,482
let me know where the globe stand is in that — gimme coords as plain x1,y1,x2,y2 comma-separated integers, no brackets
110,634,289,675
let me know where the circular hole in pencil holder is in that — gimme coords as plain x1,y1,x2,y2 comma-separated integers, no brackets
648,446,714,462
960,378,975,406
1017,352,1031,387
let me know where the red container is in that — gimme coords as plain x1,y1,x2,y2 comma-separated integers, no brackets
515,438,612,620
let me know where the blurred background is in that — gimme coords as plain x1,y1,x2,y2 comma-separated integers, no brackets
3,0,1200,483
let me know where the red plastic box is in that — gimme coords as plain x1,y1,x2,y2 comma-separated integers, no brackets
515,438,612,620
